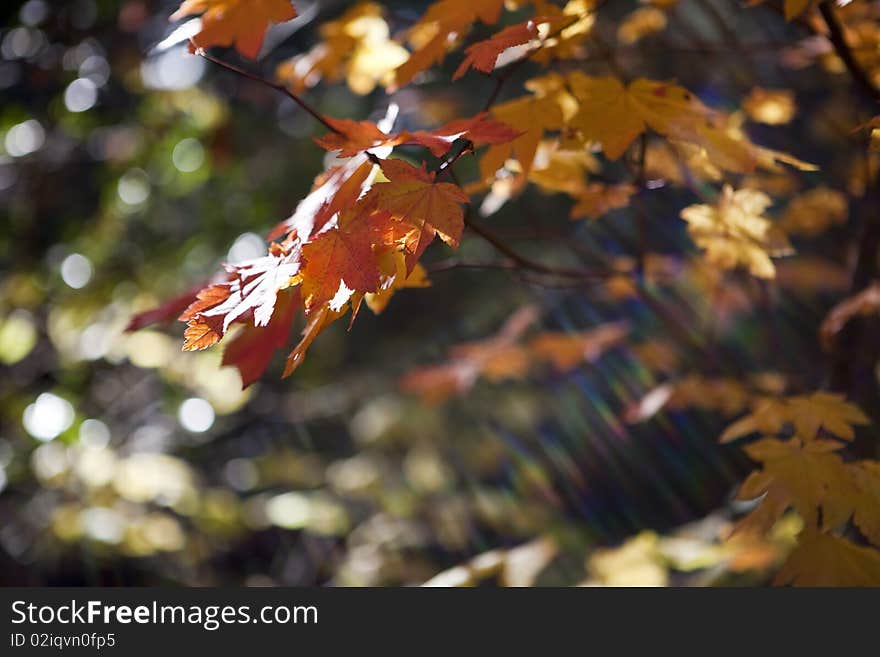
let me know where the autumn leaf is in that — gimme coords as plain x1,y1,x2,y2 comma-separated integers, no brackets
529,322,629,371
369,158,469,249
565,74,810,174
720,392,869,443
363,251,431,314
774,531,880,586
171,0,297,59
282,301,347,377
221,287,298,387
181,241,301,351
276,2,407,95
480,93,566,178
529,0,596,63
453,20,539,80
179,284,234,350
524,141,600,197
680,185,791,279
404,113,522,158
313,119,392,158
314,113,520,159
401,305,539,402
719,397,792,443
126,283,209,332
267,154,379,242
733,479,792,537
780,186,848,237
399,360,485,404
300,211,381,312
570,184,637,220
567,75,712,161
617,7,668,45
850,461,880,547
786,391,870,441
743,436,850,526
391,0,506,90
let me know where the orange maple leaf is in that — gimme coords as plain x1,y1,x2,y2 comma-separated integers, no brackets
181,242,301,351
171,0,297,59
314,113,520,159
453,20,539,80
282,302,347,377
369,159,470,249
301,211,381,312
267,155,378,242
221,288,299,387
529,322,630,371
401,306,539,402
391,0,506,90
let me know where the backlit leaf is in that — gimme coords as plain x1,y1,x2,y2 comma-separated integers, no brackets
171,0,297,59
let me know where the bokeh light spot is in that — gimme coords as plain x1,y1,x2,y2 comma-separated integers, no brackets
178,397,215,433
23,392,75,442
60,253,93,289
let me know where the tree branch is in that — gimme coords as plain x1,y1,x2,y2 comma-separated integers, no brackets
818,3,880,105
462,213,614,282
193,45,342,134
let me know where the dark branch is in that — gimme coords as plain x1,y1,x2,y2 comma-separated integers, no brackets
462,213,613,282
818,3,880,105
193,45,343,134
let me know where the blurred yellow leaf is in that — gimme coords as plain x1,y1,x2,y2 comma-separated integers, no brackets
680,185,791,279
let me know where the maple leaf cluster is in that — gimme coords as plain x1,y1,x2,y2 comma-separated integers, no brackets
146,0,840,390
176,151,489,385
719,393,880,585
125,0,880,586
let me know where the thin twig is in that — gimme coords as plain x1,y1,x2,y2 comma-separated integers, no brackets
425,258,522,274
193,45,342,134
462,213,613,281
634,132,648,278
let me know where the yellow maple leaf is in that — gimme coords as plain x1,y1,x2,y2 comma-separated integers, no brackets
851,461,880,547
719,397,791,443
364,251,431,314
743,436,850,527
530,0,597,63
720,391,869,443
780,186,848,237
568,75,718,160
786,391,870,441
480,94,566,179
680,185,791,279
774,531,880,586
276,3,407,95
527,141,600,197
617,7,668,45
